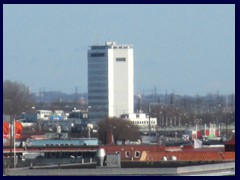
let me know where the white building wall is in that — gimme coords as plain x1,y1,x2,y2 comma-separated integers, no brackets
111,48,133,117
36,110,52,120
124,113,157,127
88,42,134,122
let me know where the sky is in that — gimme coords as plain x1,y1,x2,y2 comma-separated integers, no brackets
3,4,235,96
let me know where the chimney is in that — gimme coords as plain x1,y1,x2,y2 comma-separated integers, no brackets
107,130,114,145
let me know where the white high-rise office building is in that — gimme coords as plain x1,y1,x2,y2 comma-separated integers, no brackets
88,41,134,122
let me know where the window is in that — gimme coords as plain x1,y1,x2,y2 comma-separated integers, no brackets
125,151,130,157
90,53,105,57
88,96,108,100
135,151,141,158
116,58,126,62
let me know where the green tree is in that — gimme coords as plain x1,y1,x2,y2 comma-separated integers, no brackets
98,117,140,144
3,80,35,116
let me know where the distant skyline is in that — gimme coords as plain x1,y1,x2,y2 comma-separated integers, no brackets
3,4,235,96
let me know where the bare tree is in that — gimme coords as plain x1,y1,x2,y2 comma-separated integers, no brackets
98,117,140,144
3,80,35,116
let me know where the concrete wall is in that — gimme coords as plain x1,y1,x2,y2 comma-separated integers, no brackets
5,162,234,176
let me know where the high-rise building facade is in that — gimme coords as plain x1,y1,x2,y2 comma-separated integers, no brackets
88,41,134,122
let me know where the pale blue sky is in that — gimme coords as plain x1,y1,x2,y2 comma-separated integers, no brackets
3,4,235,96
